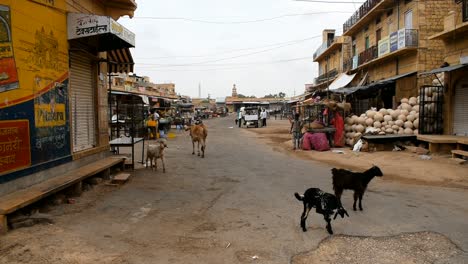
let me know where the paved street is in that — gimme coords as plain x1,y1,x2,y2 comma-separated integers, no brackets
1,117,468,263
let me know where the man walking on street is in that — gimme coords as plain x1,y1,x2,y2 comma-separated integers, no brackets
290,113,302,150
261,109,267,127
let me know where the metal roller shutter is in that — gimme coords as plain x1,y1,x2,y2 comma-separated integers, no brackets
70,51,96,152
453,81,468,136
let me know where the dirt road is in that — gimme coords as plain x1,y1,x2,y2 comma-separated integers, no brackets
1,117,467,263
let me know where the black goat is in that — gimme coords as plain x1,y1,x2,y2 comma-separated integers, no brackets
331,165,383,211
294,188,349,234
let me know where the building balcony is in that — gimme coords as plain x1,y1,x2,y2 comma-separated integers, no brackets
314,68,338,84
313,36,347,62
429,7,468,40
347,29,418,71
358,45,378,65
313,39,334,61
342,0,394,36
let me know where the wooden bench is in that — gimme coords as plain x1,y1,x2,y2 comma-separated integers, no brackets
0,156,126,234
417,135,459,154
452,149,468,159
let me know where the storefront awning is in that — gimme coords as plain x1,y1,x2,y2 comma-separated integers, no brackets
108,48,134,73
67,13,135,51
419,64,468,75
329,73,357,90
333,71,417,95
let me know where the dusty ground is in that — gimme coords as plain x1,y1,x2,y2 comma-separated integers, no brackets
249,118,468,189
0,117,467,263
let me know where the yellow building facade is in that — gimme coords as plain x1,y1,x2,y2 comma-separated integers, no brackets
0,0,136,196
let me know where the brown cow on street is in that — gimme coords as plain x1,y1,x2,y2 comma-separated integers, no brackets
185,122,208,158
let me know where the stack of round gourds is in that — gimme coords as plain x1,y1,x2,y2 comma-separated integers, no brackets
344,97,420,146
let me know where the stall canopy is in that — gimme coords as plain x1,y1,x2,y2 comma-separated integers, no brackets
333,71,417,95
329,73,357,90
419,64,468,75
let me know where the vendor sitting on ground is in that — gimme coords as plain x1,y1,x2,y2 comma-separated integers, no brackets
290,113,303,150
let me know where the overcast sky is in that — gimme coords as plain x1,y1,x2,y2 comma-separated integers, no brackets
119,0,358,98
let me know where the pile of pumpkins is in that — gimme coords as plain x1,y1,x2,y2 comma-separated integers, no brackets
344,97,420,146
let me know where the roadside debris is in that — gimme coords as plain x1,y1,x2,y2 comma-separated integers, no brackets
419,155,432,160
226,242,231,248
252,255,259,260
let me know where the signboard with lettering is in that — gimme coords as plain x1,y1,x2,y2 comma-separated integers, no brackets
67,13,136,47
378,36,390,57
110,19,136,47
390,32,398,53
352,55,358,69
398,28,406,50
0,120,31,175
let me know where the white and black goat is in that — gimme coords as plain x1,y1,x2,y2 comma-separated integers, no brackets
146,139,167,172
294,188,349,234
331,165,383,211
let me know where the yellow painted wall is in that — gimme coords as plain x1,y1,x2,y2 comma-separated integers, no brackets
0,0,68,108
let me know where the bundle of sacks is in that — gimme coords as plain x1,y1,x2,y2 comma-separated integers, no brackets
344,97,419,146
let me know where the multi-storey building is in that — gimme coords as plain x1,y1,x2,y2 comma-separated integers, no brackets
311,0,459,114
342,0,457,110
0,0,137,198
111,74,177,100
427,0,468,136
312,30,351,92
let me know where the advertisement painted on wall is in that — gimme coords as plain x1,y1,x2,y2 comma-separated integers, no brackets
0,0,71,178
0,5,19,93
0,120,31,175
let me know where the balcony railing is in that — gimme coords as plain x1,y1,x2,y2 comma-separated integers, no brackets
358,45,378,65
315,68,338,84
343,0,382,33
352,29,418,68
313,39,335,60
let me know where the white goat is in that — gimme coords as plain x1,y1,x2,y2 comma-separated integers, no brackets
146,139,167,172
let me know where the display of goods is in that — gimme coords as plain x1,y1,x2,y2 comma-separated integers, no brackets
413,119,419,129
345,94,421,146
398,114,407,122
357,117,366,125
366,110,376,118
379,108,388,115
374,113,384,122
356,124,365,133
404,121,413,129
